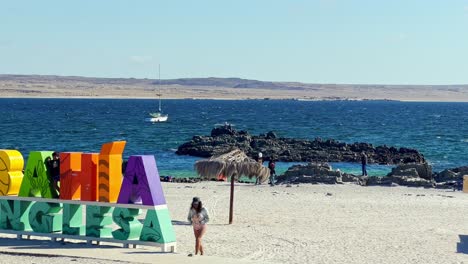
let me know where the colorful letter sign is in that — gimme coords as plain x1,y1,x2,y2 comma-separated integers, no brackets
0,142,176,251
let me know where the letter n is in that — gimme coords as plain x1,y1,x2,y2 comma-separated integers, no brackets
0,200,32,231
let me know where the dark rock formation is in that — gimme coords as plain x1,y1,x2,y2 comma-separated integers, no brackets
433,166,468,182
238,159,464,189
364,175,435,188
176,127,426,164
276,162,438,188
363,163,435,188
431,166,466,190
434,169,459,182
388,163,433,180
275,163,343,184
342,173,364,184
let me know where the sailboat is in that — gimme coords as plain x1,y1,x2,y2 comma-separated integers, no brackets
147,65,168,122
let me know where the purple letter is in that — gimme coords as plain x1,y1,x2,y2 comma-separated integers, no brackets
117,155,166,206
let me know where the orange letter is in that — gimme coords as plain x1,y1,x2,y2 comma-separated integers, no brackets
98,141,126,203
59,152,82,200
81,153,99,201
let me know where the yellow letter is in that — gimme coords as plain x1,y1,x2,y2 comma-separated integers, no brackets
0,150,24,195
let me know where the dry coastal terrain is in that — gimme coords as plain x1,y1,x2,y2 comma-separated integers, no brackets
2,74,468,101
1,182,467,264
1,74,468,263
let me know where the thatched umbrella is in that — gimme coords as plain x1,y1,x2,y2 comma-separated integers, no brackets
194,149,270,224
194,149,270,182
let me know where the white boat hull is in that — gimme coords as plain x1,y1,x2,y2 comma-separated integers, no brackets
146,116,168,122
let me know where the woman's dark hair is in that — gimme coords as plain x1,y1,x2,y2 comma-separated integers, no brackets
195,201,203,213
191,197,203,213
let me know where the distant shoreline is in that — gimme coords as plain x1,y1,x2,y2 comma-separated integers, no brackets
3,95,468,103
3,96,468,103
0,95,403,102
2,74,468,102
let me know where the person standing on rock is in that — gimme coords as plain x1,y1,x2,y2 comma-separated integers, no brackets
255,152,263,185
268,158,277,186
361,152,368,176
46,151,61,198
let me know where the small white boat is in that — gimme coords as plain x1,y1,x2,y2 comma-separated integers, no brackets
147,111,168,122
147,65,168,123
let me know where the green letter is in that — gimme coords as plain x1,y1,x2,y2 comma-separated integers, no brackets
0,200,32,231
0,200,15,230
86,205,113,238
63,203,84,235
19,151,56,198
139,208,176,243
112,208,142,240
29,202,62,233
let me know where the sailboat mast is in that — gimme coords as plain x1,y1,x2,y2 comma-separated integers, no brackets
158,64,162,112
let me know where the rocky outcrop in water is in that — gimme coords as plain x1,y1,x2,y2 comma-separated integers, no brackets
431,166,466,189
365,175,435,188
388,163,433,180
363,163,435,188
276,163,343,184
275,162,437,188
176,126,426,164
433,166,468,182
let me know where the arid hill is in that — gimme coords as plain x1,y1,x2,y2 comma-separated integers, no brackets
1,74,468,101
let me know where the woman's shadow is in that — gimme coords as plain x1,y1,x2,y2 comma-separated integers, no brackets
171,220,228,226
171,220,190,226
457,235,468,254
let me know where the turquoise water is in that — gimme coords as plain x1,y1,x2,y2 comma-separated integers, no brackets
260,162,390,177
0,98,466,177
160,161,389,179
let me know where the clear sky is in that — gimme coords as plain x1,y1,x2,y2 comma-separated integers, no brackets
1,0,467,84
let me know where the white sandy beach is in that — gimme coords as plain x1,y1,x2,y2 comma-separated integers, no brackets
1,182,467,263
167,182,468,264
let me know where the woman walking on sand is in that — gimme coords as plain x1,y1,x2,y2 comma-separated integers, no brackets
187,197,209,256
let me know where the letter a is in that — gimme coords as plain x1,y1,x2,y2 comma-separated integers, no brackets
117,155,166,206
18,151,55,198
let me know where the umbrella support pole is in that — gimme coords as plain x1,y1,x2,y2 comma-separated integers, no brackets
229,174,235,224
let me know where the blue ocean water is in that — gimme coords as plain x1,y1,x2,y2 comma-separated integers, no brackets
1,98,467,176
